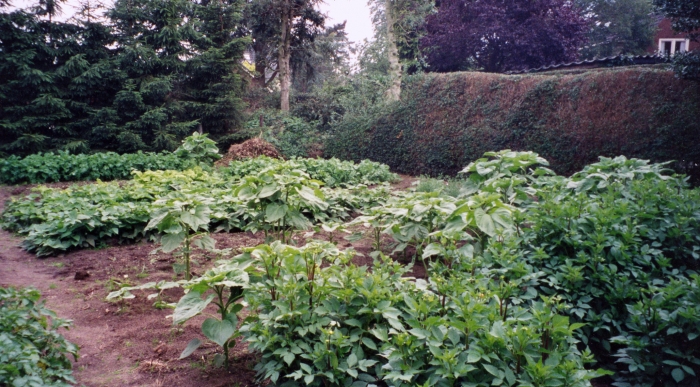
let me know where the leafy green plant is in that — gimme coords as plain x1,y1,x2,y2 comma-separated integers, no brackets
106,258,252,367
1,163,390,256
233,165,330,242
174,132,222,165
459,150,553,205
0,150,196,185
241,241,604,387
173,259,251,367
521,158,700,385
222,156,399,188
0,287,79,386
147,192,216,280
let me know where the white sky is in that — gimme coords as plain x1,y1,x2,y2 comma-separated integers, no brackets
319,0,374,45
11,0,376,45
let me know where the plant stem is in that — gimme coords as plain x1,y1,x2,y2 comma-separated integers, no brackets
185,233,191,280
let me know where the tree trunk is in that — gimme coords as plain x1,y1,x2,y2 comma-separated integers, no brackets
385,0,401,101
253,40,267,89
278,0,292,111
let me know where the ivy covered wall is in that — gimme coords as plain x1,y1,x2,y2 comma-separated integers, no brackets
327,68,700,180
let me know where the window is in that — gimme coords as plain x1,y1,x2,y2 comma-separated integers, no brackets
659,39,689,56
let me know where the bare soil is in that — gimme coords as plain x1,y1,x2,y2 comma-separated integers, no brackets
0,176,421,387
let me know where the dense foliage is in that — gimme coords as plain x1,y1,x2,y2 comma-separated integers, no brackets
0,0,248,156
241,242,602,387
102,151,700,386
222,156,399,188
0,157,396,256
0,151,195,185
326,68,700,182
0,132,221,184
421,0,589,72
576,0,657,59
0,286,78,387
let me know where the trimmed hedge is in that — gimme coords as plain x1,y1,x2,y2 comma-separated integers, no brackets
326,67,700,181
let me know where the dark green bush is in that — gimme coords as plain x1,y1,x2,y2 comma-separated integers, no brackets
0,287,78,386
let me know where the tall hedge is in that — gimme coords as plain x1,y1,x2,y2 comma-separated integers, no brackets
326,68,700,180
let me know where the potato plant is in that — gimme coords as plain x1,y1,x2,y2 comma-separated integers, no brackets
239,242,603,387
0,287,78,386
4,149,700,386
1,161,392,256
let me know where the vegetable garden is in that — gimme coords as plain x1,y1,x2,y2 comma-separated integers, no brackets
1,143,699,387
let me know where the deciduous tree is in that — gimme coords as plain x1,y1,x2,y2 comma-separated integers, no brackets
421,0,589,73
577,0,657,59
369,0,434,100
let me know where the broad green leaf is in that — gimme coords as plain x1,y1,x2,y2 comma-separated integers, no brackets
258,184,279,198
297,185,329,210
161,232,186,253
474,208,495,237
265,203,288,223
671,368,685,383
422,243,443,258
193,234,216,251
483,364,501,377
181,204,210,231
283,351,295,366
362,337,378,350
173,291,215,325
371,327,389,342
202,318,236,347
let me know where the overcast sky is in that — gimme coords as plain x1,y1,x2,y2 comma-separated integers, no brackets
319,0,374,45
11,0,376,45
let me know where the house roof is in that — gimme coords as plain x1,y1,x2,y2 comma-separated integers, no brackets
505,54,668,75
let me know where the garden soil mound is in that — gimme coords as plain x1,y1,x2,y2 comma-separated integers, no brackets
216,138,282,167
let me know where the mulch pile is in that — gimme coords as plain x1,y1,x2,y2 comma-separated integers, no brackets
215,137,282,167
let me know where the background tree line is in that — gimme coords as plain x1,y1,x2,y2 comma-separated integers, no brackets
0,0,349,156
1,0,697,158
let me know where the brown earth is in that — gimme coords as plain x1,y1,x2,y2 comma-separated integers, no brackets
0,176,424,387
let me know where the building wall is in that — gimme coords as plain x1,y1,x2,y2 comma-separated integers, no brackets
647,18,700,54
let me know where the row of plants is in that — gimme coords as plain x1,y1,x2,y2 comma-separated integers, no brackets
0,286,78,387
109,241,604,387
6,149,699,386
221,156,399,188
109,151,699,387
0,132,220,185
0,160,394,256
